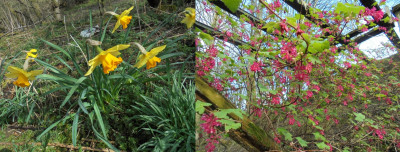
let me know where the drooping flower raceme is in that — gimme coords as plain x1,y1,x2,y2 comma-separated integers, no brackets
5,66,43,87
106,6,134,33
132,42,166,69
26,49,38,59
84,44,130,76
181,7,195,28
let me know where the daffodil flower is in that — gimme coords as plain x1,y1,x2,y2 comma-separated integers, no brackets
132,42,166,69
84,44,130,76
181,7,195,28
5,66,43,87
106,6,134,33
26,49,38,59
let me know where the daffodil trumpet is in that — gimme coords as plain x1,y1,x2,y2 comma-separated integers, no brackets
84,44,130,76
5,66,43,87
132,42,166,69
106,6,134,33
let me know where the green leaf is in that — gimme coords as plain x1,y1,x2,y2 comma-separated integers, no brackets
199,32,214,45
92,97,107,140
277,127,293,141
308,40,330,54
262,22,279,34
40,39,71,58
354,112,365,122
269,89,278,95
221,0,242,13
72,109,81,146
25,102,35,123
343,147,351,152
218,119,241,131
196,100,212,114
60,77,87,108
36,113,75,140
375,94,386,97
313,132,326,141
296,137,308,147
316,142,330,149
334,3,365,18
308,55,322,64
214,109,245,119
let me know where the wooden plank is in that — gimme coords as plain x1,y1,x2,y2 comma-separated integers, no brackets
196,76,280,151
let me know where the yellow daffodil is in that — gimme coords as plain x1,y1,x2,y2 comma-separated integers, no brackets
26,49,38,59
5,66,42,87
107,6,134,33
181,7,195,28
84,44,130,76
132,42,166,69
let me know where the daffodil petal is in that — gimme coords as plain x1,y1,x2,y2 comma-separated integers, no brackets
5,72,19,78
120,6,134,17
112,20,121,33
105,44,130,54
27,70,43,80
148,45,166,57
181,15,195,28
85,61,101,76
85,55,102,76
181,8,195,28
133,54,146,69
7,66,28,76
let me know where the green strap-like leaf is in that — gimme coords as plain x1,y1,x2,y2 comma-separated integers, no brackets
221,0,242,13
92,96,107,140
72,109,81,146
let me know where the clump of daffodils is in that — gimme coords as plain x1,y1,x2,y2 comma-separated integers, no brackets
132,42,166,69
181,7,195,28
106,6,134,33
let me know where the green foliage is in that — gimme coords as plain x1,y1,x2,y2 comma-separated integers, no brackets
131,73,195,151
295,137,308,147
213,109,245,131
221,0,242,13
196,100,212,114
316,142,330,150
308,39,330,54
277,128,292,141
354,112,366,122
262,22,280,34
334,3,365,18
199,31,214,45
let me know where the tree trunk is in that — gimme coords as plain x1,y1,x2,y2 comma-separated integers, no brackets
98,0,105,15
53,0,62,22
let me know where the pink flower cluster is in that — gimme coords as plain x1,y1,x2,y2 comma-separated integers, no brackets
196,57,215,76
364,7,384,23
200,113,222,152
250,61,265,72
210,78,224,91
294,64,309,81
280,41,297,62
